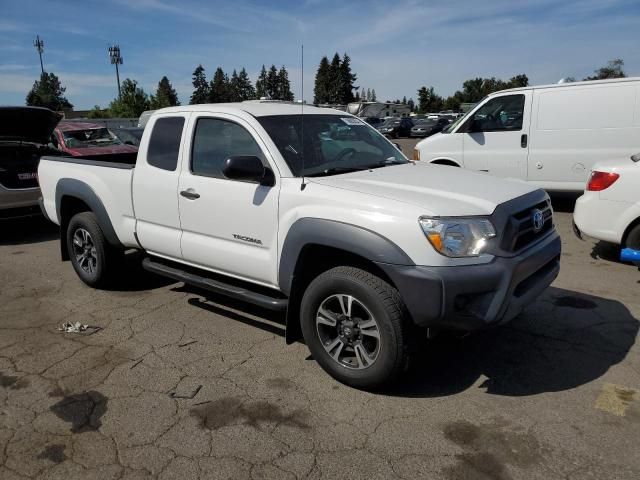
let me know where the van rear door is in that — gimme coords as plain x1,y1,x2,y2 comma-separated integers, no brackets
460,92,531,180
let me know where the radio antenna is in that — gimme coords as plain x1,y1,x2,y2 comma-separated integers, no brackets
300,44,306,190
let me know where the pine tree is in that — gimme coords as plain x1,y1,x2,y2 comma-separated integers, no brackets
237,67,255,100
26,72,73,110
371,88,377,101
209,67,229,103
366,88,371,102
354,90,360,101
190,65,209,104
328,53,341,104
108,79,150,117
313,56,330,104
276,66,294,101
266,65,279,100
150,76,180,109
338,53,357,104
407,97,415,112
402,96,407,104
229,69,241,102
255,65,268,99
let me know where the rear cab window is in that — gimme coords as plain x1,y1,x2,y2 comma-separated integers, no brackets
147,117,185,171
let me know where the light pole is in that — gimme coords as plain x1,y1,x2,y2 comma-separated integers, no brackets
33,35,44,75
108,45,123,98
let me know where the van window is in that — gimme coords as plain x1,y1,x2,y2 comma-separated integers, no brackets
467,94,525,132
191,118,263,179
147,117,185,171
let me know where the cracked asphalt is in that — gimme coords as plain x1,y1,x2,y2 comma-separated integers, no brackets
2,176,639,478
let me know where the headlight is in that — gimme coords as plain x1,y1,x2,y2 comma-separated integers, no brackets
419,217,496,257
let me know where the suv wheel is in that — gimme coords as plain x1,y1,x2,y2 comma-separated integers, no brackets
300,266,409,390
66,212,117,288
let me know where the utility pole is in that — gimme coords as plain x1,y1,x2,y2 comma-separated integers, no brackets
33,35,44,75
108,45,123,98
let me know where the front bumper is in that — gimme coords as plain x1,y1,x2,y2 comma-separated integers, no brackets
379,230,561,331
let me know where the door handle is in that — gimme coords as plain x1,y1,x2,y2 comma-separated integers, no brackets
180,189,200,200
521,134,528,148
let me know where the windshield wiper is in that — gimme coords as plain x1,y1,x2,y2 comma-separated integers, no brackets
305,166,370,177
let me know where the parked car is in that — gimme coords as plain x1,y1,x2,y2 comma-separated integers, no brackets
410,117,450,138
573,152,640,249
414,77,640,192
111,127,145,147
52,121,139,157
38,102,560,389
0,106,62,219
377,117,413,138
363,117,384,128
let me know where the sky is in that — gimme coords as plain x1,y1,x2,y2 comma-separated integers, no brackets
1,0,639,110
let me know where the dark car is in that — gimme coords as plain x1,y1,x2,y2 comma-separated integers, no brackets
0,106,62,219
363,117,384,128
377,117,413,138
111,127,145,147
410,117,450,138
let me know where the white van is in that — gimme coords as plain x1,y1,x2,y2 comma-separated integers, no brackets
413,78,640,192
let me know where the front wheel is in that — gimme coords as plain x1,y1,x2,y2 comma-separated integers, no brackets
300,267,410,390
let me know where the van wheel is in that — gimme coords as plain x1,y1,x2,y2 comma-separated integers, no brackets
66,212,117,288
625,224,640,250
300,266,409,390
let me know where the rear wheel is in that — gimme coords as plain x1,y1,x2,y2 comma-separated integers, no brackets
625,224,640,250
66,212,118,288
300,266,410,390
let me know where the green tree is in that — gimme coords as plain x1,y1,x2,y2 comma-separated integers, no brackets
255,65,268,99
265,65,279,100
338,53,357,104
237,67,256,100
150,76,180,109
585,58,625,80
108,79,150,117
190,65,209,104
313,56,331,104
328,53,341,104
407,97,415,112
365,88,371,101
209,67,229,103
417,86,443,113
508,74,529,88
25,72,73,111
276,66,294,101
229,69,242,102
86,105,111,119
370,88,377,102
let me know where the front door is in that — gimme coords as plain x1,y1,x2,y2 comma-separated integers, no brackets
177,114,280,287
461,92,531,180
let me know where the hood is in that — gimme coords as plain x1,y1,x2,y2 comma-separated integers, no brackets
0,106,62,144
309,162,538,216
63,143,139,156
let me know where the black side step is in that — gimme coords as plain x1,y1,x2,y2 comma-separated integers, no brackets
142,257,288,312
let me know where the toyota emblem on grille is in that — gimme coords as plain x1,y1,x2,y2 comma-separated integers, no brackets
532,209,545,232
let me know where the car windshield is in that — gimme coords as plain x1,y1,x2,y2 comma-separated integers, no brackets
63,128,122,147
257,114,408,177
442,113,468,133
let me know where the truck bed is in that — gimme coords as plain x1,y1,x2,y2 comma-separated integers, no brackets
38,154,139,248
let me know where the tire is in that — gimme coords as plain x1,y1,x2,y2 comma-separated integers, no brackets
66,212,117,288
625,224,640,250
300,266,410,390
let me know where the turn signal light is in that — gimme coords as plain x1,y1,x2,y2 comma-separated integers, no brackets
587,171,619,191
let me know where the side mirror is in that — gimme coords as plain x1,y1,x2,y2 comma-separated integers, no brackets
223,155,275,186
461,117,481,133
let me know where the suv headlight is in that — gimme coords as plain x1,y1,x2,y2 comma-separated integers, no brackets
419,217,496,257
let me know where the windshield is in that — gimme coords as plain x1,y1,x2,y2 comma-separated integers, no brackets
63,128,122,148
381,118,400,126
257,114,408,177
442,113,468,133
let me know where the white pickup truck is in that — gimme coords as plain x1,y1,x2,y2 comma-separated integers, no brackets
38,101,561,389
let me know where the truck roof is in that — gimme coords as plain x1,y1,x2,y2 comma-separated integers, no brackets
489,76,640,96
155,100,347,117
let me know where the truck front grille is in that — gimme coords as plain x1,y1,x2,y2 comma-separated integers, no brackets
505,199,553,252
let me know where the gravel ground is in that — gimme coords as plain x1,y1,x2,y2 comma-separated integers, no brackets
1,149,639,479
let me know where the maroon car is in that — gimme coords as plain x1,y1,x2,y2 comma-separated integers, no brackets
52,121,138,157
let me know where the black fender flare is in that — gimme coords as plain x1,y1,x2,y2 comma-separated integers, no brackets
55,178,122,258
279,218,414,343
